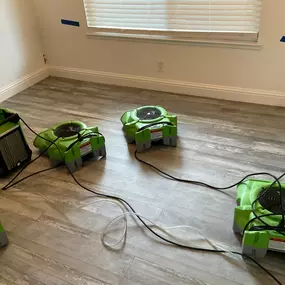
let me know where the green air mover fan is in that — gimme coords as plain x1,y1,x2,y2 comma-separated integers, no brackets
34,121,106,172
0,108,32,176
121,106,177,152
233,179,285,258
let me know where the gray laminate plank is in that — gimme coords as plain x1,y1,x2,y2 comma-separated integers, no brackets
0,76,284,285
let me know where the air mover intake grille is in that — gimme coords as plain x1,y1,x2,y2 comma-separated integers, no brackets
136,107,161,120
259,186,285,214
0,126,30,171
54,123,82,138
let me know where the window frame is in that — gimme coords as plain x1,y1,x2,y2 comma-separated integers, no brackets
83,0,263,47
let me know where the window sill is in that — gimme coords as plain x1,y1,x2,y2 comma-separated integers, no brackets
86,32,262,50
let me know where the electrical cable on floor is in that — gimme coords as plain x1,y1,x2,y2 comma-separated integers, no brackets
3,124,232,251
135,150,285,233
134,151,280,190
101,210,235,256
2,165,61,191
2,137,60,191
88,199,230,254
1,118,283,285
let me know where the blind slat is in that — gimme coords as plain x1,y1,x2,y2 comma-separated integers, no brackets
83,0,262,41
84,0,260,4
87,11,260,16
85,5,261,9
87,15,260,23
88,22,259,29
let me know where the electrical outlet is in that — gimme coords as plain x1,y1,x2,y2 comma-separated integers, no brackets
157,60,164,72
43,54,47,64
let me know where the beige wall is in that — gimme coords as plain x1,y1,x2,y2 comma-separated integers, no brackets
0,0,44,89
35,0,285,94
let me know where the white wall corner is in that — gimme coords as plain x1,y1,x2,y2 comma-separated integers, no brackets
0,67,50,103
50,66,285,107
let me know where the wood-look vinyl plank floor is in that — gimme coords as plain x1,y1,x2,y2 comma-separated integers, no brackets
1,76,285,285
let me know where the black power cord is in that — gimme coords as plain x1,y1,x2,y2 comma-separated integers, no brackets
135,151,280,191
134,151,285,284
135,150,285,232
66,132,104,152
2,137,60,190
249,174,285,236
2,165,61,190
2,118,283,285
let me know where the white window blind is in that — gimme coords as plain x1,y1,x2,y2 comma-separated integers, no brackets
83,0,262,42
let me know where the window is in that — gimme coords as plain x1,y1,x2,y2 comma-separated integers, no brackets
83,0,262,43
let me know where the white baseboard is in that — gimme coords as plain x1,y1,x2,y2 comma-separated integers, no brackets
50,66,285,107
0,67,49,103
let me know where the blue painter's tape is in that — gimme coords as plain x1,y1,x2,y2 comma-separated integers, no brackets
280,36,285,42
61,19,80,27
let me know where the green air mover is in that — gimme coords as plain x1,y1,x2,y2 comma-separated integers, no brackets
0,108,32,176
34,121,106,172
233,179,285,258
0,223,8,247
121,106,177,152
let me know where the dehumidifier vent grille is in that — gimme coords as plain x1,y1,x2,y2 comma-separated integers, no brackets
0,126,30,170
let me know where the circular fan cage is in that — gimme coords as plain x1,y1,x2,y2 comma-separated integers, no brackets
136,107,161,121
259,186,285,214
54,122,82,138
